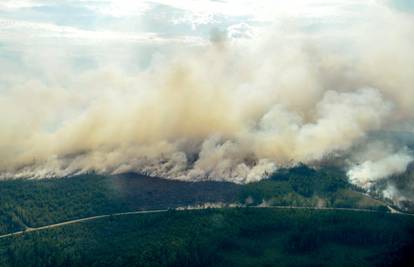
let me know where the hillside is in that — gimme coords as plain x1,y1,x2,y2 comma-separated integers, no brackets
0,166,389,235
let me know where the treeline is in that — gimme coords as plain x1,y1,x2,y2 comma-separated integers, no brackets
0,209,413,267
0,174,242,235
0,167,388,235
239,165,387,210
0,175,127,235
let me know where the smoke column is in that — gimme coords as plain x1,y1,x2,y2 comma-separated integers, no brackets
0,1,413,203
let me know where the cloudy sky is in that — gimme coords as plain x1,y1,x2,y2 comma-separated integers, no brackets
0,0,412,79
0,0,398,43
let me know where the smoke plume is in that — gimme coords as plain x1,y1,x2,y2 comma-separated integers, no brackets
0,2,413,203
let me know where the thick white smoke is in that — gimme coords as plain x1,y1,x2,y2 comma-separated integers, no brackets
0,2,413,197
348,151,413,189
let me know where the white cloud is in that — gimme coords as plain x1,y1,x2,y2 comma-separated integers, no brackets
130,0,377,23
227,23,255,39
0,0,41,10
83,0,151,17
0,18,204,44
0,0,380,25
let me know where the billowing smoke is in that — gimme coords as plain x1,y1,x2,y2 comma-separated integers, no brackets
348,151,413,188
0,1,414,201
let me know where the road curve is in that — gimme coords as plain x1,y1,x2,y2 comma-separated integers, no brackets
0,209,167,240
0,206,412,240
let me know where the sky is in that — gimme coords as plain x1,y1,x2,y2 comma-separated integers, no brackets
0,0,412,77
0,0,411,77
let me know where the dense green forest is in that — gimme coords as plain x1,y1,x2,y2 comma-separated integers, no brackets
0,208,413,267
0,166,389,235
0,174,239,235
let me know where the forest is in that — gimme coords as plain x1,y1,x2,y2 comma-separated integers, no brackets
0,208,413,267
0,166,390,236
